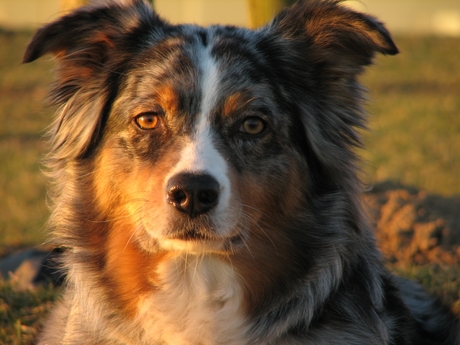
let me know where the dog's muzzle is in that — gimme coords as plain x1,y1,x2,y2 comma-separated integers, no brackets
166,172,220,218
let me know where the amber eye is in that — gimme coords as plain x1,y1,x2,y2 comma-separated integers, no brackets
240,116,266,135
135,113,160,130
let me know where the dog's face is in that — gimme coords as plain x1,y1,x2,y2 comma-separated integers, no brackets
24,0,397,257
94,25,313,254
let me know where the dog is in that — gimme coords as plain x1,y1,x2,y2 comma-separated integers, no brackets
24,0,460,344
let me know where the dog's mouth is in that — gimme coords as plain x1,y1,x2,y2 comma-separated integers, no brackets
160,229,244,254
169,228,214,242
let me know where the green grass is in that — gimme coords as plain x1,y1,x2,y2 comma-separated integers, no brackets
361,36,460,196
0,31,459,343
391,263,460,315
0,279,59,345
0,30,52,248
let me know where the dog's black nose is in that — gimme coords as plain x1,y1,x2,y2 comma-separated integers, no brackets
166,173,220,218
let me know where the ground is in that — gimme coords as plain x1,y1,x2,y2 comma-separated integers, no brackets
364,182,460,314
365,182,460,266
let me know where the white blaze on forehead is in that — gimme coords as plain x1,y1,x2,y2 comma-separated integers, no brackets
167,44,231,212
199,43,220,123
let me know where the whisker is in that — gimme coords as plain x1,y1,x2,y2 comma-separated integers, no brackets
84,194,150,223
241,203,278,223
123,226,137,253
240,208,278,253
193,253,201,282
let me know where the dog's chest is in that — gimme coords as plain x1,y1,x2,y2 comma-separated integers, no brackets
137,255,248,345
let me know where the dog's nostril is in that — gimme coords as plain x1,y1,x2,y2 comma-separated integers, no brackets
167,173,220,218
171,189,187,205
198,190,219,205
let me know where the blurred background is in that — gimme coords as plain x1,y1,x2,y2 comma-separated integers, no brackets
0,1,459,343
1,0,460,35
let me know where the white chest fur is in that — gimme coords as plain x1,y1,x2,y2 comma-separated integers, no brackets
137,254,248,345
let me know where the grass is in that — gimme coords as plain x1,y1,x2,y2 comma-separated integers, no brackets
0,279,60,345
0,30,459,343
0,30,52,249
361,36,460,196
391,263,460,315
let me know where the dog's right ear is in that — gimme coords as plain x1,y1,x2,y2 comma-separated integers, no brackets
23,0,168,162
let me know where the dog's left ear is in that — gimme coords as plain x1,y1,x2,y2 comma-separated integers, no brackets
269,0,398,71
265,1,398,190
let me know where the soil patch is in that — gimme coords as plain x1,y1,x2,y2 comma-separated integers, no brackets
364,181,460,266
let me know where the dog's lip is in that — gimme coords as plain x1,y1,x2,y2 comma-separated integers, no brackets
168,231,242,243
165,226,242,242
160,232,243,254
169,229,214,242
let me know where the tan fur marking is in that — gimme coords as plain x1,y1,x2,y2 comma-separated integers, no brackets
93,143,122,218
107,227,151,317
92,142,173,317
222,92,253,117
156,85,179,114
223,92,243,117
92,31,115,49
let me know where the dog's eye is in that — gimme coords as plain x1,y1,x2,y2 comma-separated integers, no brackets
135,113,160,130
240,117,266,135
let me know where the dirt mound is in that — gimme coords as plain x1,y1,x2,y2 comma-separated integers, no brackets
364,182,460,266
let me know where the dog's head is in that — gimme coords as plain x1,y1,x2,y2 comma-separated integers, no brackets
24,0,397,255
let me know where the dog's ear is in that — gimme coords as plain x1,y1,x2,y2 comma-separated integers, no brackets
23,0,164,66
270,0,398,72
23,0,167,161
266,1,398,191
